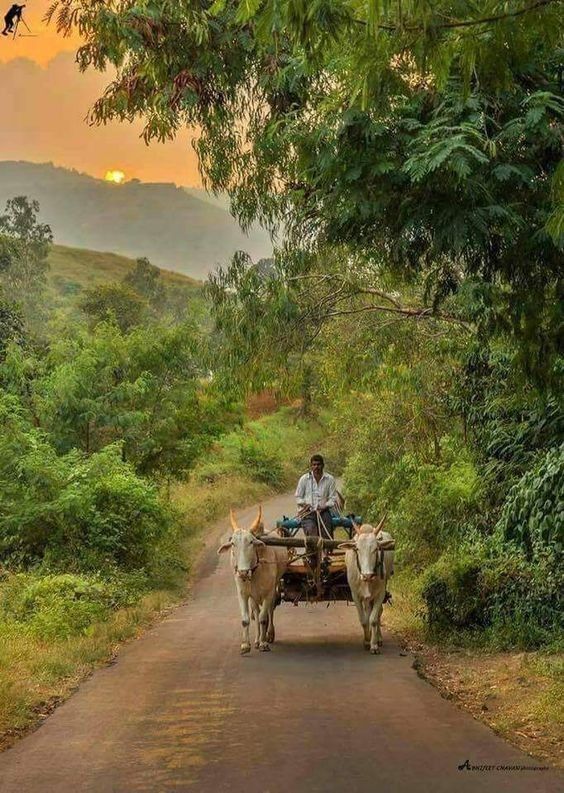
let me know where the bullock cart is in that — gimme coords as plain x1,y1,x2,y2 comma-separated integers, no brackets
259,515,395,604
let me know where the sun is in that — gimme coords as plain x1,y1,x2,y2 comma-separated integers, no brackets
104,170,126,185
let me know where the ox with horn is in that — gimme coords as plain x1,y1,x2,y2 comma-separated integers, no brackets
218,506,287,654
339,515,395,654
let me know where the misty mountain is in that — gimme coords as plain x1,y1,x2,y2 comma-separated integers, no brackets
0,161,272,279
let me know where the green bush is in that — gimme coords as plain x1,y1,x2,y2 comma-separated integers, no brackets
0,571,149,640
51,446,175,569
239,435,284,486
0,397,176,570
421,533,563,649
421,542,487,632
482,542,563,649
497,444,563,557
345,440,480,566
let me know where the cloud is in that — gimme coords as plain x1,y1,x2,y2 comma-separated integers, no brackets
0,53,201,185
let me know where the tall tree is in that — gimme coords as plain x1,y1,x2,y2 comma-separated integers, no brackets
123,257,166,310
49,0,563,382
80,282,148,331
0,197,53,324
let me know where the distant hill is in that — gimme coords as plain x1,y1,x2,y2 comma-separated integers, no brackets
0,161,272,279
47,243,200,300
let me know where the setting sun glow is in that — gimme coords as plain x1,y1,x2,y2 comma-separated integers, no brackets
104,170,126,185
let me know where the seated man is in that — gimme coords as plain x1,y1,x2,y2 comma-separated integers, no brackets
295,454,337,544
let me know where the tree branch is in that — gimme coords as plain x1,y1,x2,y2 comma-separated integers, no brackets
322,303,473,331
355,0,560,32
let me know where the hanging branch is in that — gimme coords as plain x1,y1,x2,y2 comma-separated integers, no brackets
354,0,561,33
322,303,473,331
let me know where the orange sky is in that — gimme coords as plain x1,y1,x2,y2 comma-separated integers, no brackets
0,0,203,185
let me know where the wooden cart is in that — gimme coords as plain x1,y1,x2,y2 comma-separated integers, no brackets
260,515,361,604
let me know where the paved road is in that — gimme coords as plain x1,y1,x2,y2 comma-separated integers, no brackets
0,492,561,793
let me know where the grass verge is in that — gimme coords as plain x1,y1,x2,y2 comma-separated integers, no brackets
383,571,564,768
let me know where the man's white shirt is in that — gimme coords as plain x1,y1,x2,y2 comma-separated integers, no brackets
295,471,337,510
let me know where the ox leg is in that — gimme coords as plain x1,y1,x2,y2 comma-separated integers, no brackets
352,594,370,649
266,607,275,644
258,599,273,652
369,591,386,655
237,589,251,654
376,603,384,647
250,599,261,648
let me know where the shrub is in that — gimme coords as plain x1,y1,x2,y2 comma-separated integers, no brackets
0,398,176,570
51,446,176,569
239,435,284,486
345,440,480,566
421,541,487,632
0,571,149,640
482,542,563,648
496,444,563,557
421,533,563,649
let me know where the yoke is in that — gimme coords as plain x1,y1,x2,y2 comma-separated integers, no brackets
265,519,395,604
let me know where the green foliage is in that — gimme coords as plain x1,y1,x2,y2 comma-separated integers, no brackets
48,0,564,381
0,571,149,640
0,395,176,570
497,445,564,556
239,435,284,486
421,534,563,649
26,321,230,479
0,197,52,325
79,282,148,331
0,294,25,363
421,545,486,632
0,196,52,251
190,407,328,489
454,343,564,498
123,257,166,309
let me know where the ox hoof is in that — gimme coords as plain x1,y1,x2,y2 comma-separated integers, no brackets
240,644,251,655
258,643,271,652
377,639,383,647
370,647,381,655
254,640,260,648
363,641,371,651
266,631,275,644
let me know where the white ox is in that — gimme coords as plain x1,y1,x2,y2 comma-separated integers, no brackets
339,517,395,654
218,506,287,654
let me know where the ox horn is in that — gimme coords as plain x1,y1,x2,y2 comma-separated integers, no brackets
373,513,388,536
250,505,263,535
230,509,239,532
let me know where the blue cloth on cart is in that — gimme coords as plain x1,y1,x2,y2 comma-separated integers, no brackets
276,514,362,536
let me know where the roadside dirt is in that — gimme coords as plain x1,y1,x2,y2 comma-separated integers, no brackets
408,644,563,769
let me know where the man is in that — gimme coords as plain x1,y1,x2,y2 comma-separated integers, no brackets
295,454,337,542
2,4,24,35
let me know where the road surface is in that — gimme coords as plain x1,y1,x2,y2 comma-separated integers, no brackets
0,491,561,792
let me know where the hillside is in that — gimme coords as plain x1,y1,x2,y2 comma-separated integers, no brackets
0,161,272,279
48,244,199,296
45,244,203,315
